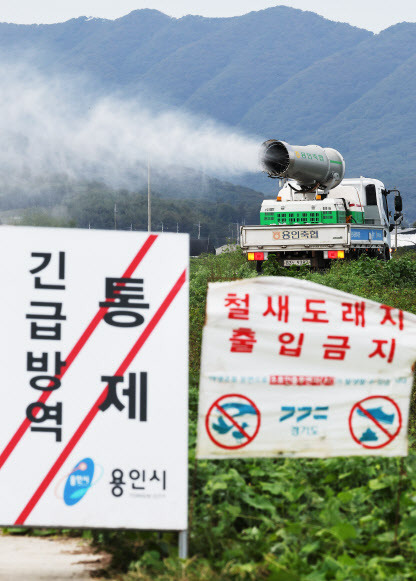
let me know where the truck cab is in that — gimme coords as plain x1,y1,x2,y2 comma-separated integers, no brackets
328,178,390,228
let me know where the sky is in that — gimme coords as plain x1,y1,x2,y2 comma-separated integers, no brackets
0,0,415,33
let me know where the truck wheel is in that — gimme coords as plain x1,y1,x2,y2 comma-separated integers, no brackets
256,260,263,274
378,245,390,261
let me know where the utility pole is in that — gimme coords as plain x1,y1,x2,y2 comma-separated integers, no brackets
114,203,117,230
232,222,240,244
147,159,151,232
194,222,201,239
161,221,164,232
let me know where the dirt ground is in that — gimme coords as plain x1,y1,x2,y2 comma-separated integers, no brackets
0,535,109,580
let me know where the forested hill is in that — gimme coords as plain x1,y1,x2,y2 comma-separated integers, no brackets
0,6,415,219
0,7,370,103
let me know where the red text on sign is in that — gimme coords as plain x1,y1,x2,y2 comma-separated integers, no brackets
342,301,366,327
263,295,289,323
302,299,329,323
225,293,250,320
322,336,351,360
278,332,304,357
369,338,396,363
230,328,257,353
380,305,404,330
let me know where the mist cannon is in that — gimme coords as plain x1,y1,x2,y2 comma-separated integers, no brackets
261,140,345,191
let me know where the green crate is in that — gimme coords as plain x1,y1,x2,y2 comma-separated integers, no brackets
260,210,346,225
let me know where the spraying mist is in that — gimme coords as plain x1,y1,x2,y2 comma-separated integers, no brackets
0,64,260,195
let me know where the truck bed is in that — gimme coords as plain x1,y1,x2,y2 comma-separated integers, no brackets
240,224,386,253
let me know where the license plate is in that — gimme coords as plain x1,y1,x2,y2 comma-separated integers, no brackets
284,259,311,266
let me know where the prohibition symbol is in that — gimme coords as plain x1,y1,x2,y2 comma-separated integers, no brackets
349,395,402,449
205,394,261,450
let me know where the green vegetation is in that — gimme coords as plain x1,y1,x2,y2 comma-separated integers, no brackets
82,251,416,580
1,183,262,246
9,208,76,228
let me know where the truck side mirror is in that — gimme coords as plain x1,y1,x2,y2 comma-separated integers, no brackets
394,194,403,213
389,224,395,232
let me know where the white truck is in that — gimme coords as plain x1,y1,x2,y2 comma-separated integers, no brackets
240,140,403,270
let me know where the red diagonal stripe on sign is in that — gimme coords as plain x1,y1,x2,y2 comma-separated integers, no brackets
0,234,158,470
14,268,187,525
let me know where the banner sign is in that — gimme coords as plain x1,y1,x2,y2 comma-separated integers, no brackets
0,226,189,530
197,277,416,459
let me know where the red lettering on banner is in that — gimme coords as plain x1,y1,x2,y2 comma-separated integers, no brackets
224,293,250,320
380,305,404,330
263,295,289,323
369,338,396,363
278,332,304,357
342,301,366,327
302,299,329,323
229,328,257,353
269,375,334,386
322,336,350,360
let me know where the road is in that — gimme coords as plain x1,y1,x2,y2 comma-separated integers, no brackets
0,535,108,580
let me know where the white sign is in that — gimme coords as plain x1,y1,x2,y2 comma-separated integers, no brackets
0,226,189,530
197,277,416,459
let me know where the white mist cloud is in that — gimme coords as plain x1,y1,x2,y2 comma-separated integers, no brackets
0,64,260,193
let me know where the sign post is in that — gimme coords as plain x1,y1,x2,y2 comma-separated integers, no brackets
178,530,188,559
197,277,416,459
0,226,189,536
